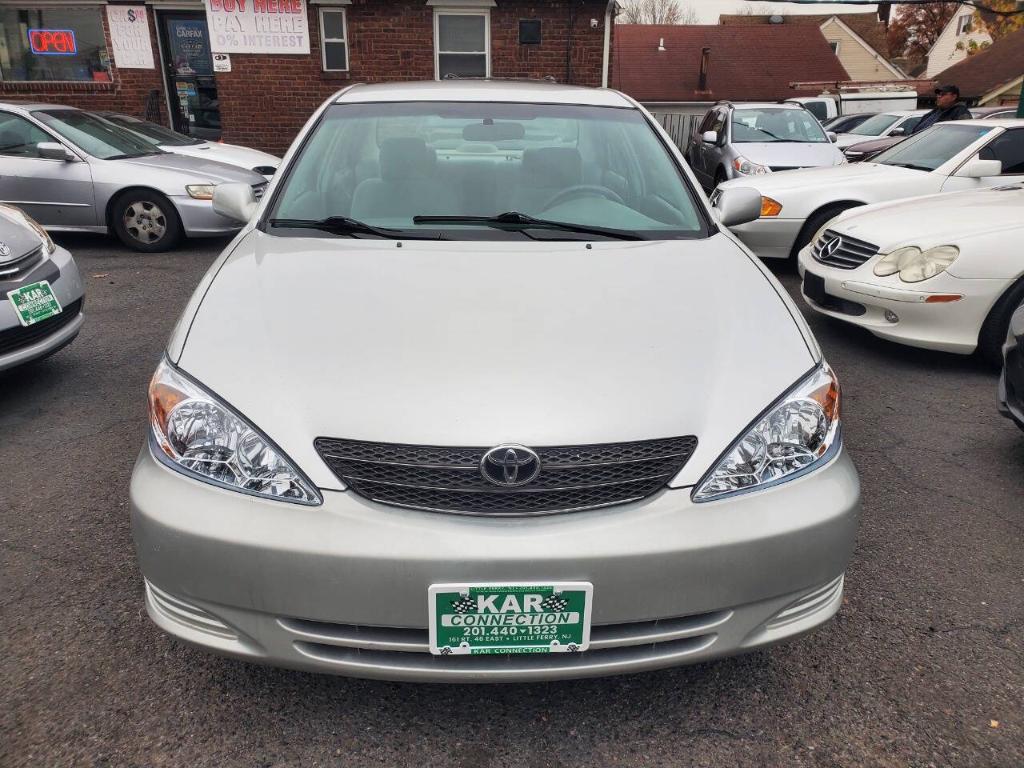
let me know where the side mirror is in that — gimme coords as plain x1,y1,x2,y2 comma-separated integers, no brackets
959,158,1002,178
827,132,838,143
701,130,718,144
890,127,906,137
714,187,762,228
212,182,258,222
37,142,74,161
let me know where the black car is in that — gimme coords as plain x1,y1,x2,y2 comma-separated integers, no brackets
999,301,1024,431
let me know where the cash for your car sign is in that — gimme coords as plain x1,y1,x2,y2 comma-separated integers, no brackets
204,0,309,54
428,583,593,655
106,6,155,69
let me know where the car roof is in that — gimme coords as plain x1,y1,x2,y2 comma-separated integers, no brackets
0,101,79,113
733,102,808,110
961,118,1024,127
335,80,634,108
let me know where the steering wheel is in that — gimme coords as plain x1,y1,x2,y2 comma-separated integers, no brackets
542,184,624,211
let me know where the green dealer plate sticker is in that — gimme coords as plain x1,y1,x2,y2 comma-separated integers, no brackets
429,582,593,656
7,280,62,327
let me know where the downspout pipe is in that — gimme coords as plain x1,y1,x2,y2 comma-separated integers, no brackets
601,0,616,87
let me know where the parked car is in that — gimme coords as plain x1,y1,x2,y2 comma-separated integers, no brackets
833,110,929,149
0,204,84,371
822,113,877,134
686,102,846,190
796,183,1024,364
842,135,905,162
971,106,1018,120
0,103,267,252
716,120,1024,261
93,111,280,179
130,80,860,683
998,300,1024,430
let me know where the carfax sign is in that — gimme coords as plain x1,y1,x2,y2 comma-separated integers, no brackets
428,583,593,655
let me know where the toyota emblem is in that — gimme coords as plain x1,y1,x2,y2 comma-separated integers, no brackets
480,444,541,487
0,241,10,260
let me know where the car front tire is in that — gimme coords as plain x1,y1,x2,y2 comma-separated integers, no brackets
979,278,1024,368
111,191,183,253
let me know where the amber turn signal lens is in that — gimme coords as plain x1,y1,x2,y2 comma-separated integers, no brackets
760,196,783,217
924,294,963,303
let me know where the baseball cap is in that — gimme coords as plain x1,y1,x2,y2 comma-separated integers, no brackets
935,84,960,96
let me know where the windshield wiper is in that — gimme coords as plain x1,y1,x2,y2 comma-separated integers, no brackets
109,150,164,159
412,211,644,241
885,162,932,172
268,216,447,240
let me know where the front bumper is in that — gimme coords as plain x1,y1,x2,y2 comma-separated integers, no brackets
170,195,245,238
797,247,1006,355
131,442,860,682
724,216,803,260
0,245,85,372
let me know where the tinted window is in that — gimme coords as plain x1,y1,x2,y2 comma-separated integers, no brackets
0,112,52,158
804,101,828,120
849,113,901,136
731,108,827,143
979,130,1024,174
102,114,202,146
34,110,162,159
872,123,995,171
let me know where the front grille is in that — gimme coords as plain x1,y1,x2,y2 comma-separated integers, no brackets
252,182,268,201
314,436,698,516
0,297,82,356
811,229,879,269
0,245,44,280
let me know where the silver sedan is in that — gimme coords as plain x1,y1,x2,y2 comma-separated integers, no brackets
0,103,267,252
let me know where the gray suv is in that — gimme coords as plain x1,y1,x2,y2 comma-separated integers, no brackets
686,102,846,191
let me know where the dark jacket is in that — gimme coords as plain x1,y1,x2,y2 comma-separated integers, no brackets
912,102,972,133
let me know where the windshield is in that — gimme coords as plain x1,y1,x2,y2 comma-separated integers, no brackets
34,110,163,159
730,108,827,143
268,102,707,240
871,123,996,171
101,114,202,147
848,113,902,136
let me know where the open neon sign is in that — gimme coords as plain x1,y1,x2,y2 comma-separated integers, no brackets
28,29,78,56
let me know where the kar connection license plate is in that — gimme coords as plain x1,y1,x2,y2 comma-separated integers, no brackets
7,280,62,327
429,582,593,656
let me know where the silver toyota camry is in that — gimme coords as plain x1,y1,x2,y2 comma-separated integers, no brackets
130,81,860,683
0,103,267,252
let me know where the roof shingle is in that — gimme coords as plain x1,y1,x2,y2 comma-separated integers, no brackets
612,25,850,103
933,27,1024,100
718,12,891,58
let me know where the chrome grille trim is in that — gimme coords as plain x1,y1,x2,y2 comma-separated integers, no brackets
314,436,698,516
811,229,879,270
0,245,44,279
279,609,731,654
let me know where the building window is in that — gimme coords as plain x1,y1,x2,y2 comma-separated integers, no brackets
319,7,348,72
956,15,973,35
828,40,840,55
434,10,489,79
0,8,111,82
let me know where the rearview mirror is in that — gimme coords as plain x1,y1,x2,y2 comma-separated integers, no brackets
701,130,718,144
959,158,1002,178
890,127,906,137
827,132,838,143
714,187,762,228
462,121,525,142
37,142,74,161
212,182,258,222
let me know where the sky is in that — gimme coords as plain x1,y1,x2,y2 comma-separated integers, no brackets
686,1,880,23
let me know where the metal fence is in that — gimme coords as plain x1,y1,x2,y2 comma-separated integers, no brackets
650,112,702,152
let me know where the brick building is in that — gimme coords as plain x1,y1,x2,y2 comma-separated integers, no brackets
0,0,615,155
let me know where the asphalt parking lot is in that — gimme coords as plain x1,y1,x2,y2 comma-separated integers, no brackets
2,234,1022,768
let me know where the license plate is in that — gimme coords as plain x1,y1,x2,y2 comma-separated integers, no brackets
803,271,827,305
428,582,593,656
7,280,62,327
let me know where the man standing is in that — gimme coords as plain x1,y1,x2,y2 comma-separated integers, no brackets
913,85,972,133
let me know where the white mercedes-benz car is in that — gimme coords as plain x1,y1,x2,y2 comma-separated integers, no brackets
717,120,1024,261
797,183,1024,364
833,110,928,149
128,81,860,683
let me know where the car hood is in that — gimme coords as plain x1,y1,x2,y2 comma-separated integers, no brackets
828,183,1024,252
0,208,47,262
734,142,844,168
176,231,816,491
117,152,266,184
835,132,888,148
843,137,902,155
718,161,920,196
159,141,281,173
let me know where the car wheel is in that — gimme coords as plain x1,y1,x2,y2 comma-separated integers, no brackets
978,278,1024,368
111,191,182,252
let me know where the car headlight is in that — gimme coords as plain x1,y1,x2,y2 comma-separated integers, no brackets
148,357,321,505
186,184,217,200
872,245,959,282
692,363,841,502
733,156,770,175
0,203,56,254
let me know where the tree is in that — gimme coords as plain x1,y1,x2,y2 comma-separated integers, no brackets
618,0,698,25
976,0,1024,40
887,2,959,67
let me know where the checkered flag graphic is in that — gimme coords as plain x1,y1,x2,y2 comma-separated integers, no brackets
541,594,569,612
450,595,476,614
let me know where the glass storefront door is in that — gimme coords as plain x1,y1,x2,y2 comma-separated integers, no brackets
157,11,221,140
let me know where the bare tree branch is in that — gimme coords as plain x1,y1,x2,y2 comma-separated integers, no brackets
619,0,698,25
